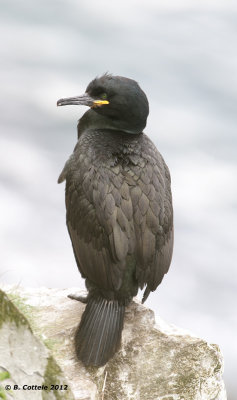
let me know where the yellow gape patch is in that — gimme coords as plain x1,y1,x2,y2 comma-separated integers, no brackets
92,99,109,108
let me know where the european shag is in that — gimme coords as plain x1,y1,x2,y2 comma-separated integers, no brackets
57,74,173,367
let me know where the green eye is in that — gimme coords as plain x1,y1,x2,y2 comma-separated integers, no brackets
100,93,107,100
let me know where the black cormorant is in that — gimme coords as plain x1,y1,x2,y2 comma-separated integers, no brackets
57,74,173,367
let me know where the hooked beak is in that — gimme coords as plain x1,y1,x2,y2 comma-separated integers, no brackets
57,93,109,108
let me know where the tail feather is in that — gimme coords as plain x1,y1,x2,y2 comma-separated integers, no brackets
78,298,105,360
75,296,125,366
94,300,112,363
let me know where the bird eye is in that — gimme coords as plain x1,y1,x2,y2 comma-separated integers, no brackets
100,93,108,100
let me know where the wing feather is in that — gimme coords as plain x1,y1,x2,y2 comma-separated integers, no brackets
59,131,173,298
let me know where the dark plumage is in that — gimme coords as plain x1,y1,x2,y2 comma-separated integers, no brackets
57,74,173,366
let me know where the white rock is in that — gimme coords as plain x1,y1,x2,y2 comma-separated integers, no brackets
0,285,227,400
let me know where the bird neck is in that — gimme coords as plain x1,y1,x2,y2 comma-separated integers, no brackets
77,109,143,138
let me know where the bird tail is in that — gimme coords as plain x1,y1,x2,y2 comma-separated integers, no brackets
75,295,125,367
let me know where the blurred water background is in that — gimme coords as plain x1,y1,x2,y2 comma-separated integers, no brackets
0,0,236,397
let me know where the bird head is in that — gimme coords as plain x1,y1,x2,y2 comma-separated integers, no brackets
57,74,149,134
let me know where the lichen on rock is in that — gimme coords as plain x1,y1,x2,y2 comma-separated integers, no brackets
0,289,74,400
